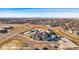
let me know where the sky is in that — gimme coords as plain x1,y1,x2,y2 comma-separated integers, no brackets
0,8,79,18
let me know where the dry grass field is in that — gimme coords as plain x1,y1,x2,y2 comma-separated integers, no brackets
0,23,78,50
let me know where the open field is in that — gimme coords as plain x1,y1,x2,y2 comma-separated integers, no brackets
0,23,78,50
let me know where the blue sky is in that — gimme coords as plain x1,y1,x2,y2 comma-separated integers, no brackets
0,8,79,18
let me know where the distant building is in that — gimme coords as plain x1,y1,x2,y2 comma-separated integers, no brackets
3,25,14,29
0,28,8,33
